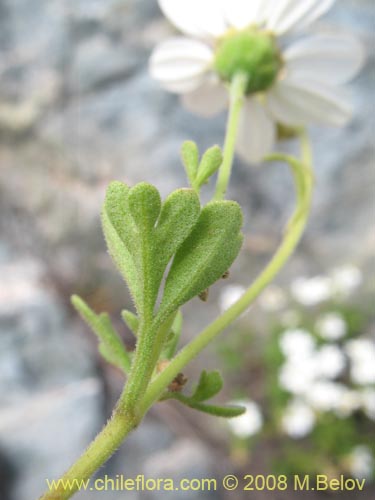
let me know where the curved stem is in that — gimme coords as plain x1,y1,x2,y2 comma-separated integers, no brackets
39,408,137,500
214,72,248,201
140,133,313,415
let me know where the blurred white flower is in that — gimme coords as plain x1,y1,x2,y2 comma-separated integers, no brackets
316,312,347,341
345,339,375,385
279,358,317,395
227,400,263,438
349,446,374,480
331,265,363,295
307,381,346,411
315,345,346,379
350,363,375,386
218,284,246,312
279,329,315,359
335,389,362,418
291,276,333,306
281,400,315,438
361,389,375,421
258,285,287,312
150,0,364,163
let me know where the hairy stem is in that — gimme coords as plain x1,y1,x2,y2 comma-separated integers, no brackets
39,407,137,500
214,72,248,201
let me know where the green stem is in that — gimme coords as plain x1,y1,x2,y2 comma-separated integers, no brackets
214,72,248,201
140,133,313,415
39,408,137,500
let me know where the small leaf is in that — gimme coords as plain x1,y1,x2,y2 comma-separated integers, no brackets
71,295,131,373
195,145,223,188
153,189,201,295
163,310,183,359
158,201,243,320
121,310,139,337
127,183,161,232
102,181,142,311
192,370,223,402
169,393,246,418
181,141,199,186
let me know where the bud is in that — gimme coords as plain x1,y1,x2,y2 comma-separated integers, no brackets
214,29,282,95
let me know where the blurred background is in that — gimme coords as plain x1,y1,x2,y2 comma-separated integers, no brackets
0,0,374,499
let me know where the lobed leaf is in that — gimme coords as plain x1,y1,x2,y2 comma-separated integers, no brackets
181,141,199,186
192,370,223,402
158,200,243,321
71,295,131,373
195,145,223,188
169,393,246,418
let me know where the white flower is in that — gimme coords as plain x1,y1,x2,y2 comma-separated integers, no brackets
258,285,287,312
279,328,315,359
316,312,347,341
227,400,263,438
349,446,374,480
306,381,346,411
361,389,375,421
279,358,317,395
331,265,363,295
290,275,333,306
335,389,362,418
150,0,364,163
345,339,375,385
218,284,246,312
281,400,315,438
315,345,346,379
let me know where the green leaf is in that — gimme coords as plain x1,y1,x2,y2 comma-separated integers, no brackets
102,181,142,311
163,310,183,359
195,145,223,188
71,295,131,373
153,189,201,297
127,183,161,232
158,200,243,321
181,141,199,186
169,393,246,418
102,182,200,320
121,310,139,337
192,370,223,402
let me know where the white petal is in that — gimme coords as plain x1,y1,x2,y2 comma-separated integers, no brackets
223,0,270,30
266,0,335,35
150,38,213,94
267,79,352,127
236,98,276,164
158,0,227,38
284,34,365,85
181,78,228,117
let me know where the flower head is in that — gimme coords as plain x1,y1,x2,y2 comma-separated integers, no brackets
150,0,364,162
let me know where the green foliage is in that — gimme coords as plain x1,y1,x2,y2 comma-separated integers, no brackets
102,181,201,320
181,141,199,186
102,181,243,328
195,146,223,188
164,369,245,418
171,393,246,418
162,310,183,359
71,295,131,373
122,310,139,337
158,200,243,322
181,141,223,191
192,370,223,402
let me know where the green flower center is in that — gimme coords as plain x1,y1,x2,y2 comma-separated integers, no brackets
214,29,282,95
